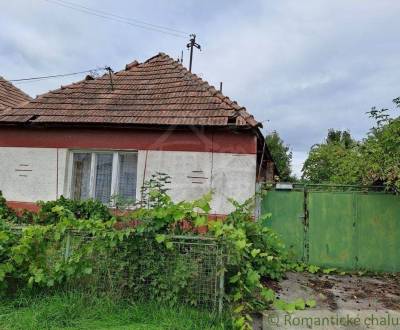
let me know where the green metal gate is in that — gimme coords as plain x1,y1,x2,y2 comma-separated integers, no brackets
307,191,357,269
356,194,400,271
261,190,305,260
261,184,400,272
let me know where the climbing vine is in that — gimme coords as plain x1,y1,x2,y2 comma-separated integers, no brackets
0,174,311,329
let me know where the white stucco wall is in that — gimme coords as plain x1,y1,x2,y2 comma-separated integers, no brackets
138,150,256,214
210,153,257,214
136,150,213,203
0,147,256,214
0,147,67,202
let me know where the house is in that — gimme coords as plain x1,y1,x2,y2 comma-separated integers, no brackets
0,53,275,215
0,77,31,111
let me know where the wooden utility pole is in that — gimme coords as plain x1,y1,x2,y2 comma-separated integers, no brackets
186,34,201,72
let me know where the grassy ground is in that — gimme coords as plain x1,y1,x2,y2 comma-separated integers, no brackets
0,292,229,330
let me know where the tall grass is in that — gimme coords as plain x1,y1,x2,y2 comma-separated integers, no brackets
0,291,230,330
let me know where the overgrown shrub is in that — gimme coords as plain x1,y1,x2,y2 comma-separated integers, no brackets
36,196,112,224
204,199,285,328
0,220,16,293
0,195,113,225
0,191,17,222
0,174,289,329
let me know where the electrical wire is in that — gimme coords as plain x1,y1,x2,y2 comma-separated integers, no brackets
10,67,106,83
44,0,189,38
50,0,188,35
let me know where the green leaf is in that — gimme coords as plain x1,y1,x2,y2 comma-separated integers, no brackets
294,298,305,310
0,231,9,242
51,205,64,213
13,255,24,265
261,288,275,302
234,316,245,328
285,302,296,313
155,234,166,243
235,240,246,250
250,249,260,258
273,299,286,310
322,267,337,274
246,269,260,286
54,231,61,241
307,265,320,274
34,272,44,283
306,299,317,308
233,305,244,314
233,291,242,301
229,273,241,284
165,241,173,250
194,216,207,227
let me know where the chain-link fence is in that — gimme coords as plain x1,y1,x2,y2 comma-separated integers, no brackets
11,227,225,313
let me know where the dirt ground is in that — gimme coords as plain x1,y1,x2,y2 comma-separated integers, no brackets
255,272,400,329
275,272,400,311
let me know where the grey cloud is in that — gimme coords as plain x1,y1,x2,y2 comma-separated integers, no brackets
1,0,399,176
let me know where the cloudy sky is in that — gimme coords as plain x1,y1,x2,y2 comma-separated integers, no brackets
1,0,399,176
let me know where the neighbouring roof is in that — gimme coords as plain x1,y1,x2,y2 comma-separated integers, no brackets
0,53,260,128
0,77,32,110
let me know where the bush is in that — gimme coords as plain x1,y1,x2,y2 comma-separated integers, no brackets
0,195,113,225
36,196,112,224
0,174,288,329
0,191,17,222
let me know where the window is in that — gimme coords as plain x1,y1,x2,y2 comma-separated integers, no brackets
70,151,138,205
94,153,113,203
71,153,91,200
118,153,137,200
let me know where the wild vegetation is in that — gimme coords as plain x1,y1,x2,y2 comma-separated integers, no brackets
302,97,400,191
0,173,311,329
302,129,360,184
0,292,227,330
265,131,295,182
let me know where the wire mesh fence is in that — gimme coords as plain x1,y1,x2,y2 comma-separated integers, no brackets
10,227,225,313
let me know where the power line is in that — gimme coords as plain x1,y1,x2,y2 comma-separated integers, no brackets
10,67,106,83
51,0,188,35
44,0,189,38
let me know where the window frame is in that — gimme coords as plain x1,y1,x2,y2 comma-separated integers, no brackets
67,150,138,206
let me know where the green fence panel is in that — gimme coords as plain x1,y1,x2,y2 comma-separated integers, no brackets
356,194,400,272
261,186,400,272
307,192,357,269
261,190,305,261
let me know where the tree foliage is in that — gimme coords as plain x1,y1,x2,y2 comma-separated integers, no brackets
360,101,400,190
265,131,294,181
301,129,361,184
302,97,400,191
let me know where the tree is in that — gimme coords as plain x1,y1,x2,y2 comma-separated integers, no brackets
265,131,294,181
302,97,400,191
301,129,362,184
360,98,400,190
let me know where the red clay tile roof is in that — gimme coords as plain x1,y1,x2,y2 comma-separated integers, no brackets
0,53,260,128
0,77,31,110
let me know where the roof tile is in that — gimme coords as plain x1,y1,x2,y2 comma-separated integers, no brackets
0,53,260,128
0,77,31,110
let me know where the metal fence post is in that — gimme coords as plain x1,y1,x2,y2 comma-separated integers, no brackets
64,231,71,262
218,267,224,314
